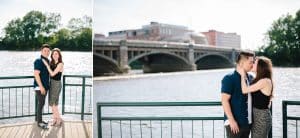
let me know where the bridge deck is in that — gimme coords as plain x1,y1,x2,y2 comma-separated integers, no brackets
0,121,92,138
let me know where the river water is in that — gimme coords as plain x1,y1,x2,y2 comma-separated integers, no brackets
0,51,92,76
94,68,300,138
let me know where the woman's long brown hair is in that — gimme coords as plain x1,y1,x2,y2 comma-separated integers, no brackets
252,56,273,96
50,48,63,66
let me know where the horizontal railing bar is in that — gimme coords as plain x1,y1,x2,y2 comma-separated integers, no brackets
0,75,91,80
98,101,221,107
287,116,300,120
63,75,92,78
0,84,92,88
101,116,224,120
0,85,34,89
0,113,92,120
63,112,92,115
0,114,36,120
0,76,34,79
0,112,52,120
64,84,92,87
283,100,300,105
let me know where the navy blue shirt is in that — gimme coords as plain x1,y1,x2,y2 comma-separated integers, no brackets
34,56,50,90
221,70,252,127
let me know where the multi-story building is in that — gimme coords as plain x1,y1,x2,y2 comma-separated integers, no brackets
202,30,241,48
107,22,208,44
94,33,106,41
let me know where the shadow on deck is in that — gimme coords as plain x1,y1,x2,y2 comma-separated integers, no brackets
0,120,92,138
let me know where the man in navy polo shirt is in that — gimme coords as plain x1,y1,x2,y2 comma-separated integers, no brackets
221,51,255,138
34,44,51,129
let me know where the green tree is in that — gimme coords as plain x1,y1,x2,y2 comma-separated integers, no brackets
2,18,23,50
44,12,61,35
2,10,61,50
74,28,92,51
0,37,4,50
67,15,92,32
67,15,92,51
0,10,91,51
51,28,72,50
259,9,300,66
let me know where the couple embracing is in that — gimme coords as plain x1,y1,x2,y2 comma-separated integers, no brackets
222,51,273,138
33,44,64,129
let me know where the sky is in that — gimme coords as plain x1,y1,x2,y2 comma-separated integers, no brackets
94,0,300,50
0,0,92,36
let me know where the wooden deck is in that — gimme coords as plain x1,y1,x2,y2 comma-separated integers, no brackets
0,121,92,138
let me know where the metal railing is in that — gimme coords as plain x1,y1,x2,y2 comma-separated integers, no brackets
0,75,92,120
282,100,300,138
62,75,92,120
0,76,35,119
97,102,224,138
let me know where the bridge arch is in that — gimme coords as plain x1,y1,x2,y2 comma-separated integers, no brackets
128,51,192,73
94,53,118,65
128,51,190,65
93,53,121,75
195,53,234,69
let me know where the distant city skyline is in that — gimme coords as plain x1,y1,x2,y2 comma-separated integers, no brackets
103,22,241,48
0,0,92,36
94,0,300,50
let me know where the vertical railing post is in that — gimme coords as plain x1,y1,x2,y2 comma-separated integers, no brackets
268,105,272,138
81,77,86,120
98,105,102,138
35,92,38,121
283,101,287,138
62,76,66,115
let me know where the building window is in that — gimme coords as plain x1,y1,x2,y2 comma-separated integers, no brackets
145,30,149,35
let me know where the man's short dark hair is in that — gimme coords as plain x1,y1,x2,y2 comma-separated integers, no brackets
236,51,255,63
40,44,50,50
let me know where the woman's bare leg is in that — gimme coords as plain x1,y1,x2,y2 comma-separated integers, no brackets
54,105,62,126
56,105,61,119
51,105,57,125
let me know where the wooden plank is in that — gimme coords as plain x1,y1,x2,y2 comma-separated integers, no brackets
0,127,7,137
86,122,92,138
15,124,26,137
0,121,92,138
22,124,31,137
65,121,72,138
47,124,61,137
1,126,13,138
70,122,77,138
77,121,86,138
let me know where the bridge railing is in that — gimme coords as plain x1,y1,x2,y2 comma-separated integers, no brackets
97,102,225,138
282,100,300,138
0,75,92,121
94,39,241,52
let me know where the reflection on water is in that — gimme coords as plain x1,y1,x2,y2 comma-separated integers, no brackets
94,68,300,138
